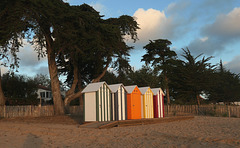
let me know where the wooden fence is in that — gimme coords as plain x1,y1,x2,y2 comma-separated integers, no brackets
0,105,54,118
165,105,240,118
0,105,239,118
65,105,83,116
0,105,83,118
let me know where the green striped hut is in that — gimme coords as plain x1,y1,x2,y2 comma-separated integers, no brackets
108,83,128,121
82,81,112,122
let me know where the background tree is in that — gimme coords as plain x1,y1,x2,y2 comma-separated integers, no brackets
128,65,160,87
34,74,51,88
0,69,5,105
141,39,177,105
101,71,119,85
1,73,38,105
208,60,240,104
171,48,215,106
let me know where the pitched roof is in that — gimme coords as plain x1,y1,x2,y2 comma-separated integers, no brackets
108,83,127,93
38,85,51,91
125,85,138,93
138,87,151,95
82,81,111,93
151,88,165,95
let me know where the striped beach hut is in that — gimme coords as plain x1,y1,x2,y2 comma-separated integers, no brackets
82,82,112,122
108,83,127,121
139,87,154,118
151,88,165,118
125,85,142,120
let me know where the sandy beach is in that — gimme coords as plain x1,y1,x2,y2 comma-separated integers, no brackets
0,116,239,148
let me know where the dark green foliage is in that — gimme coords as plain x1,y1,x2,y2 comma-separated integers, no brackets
169,48,215,105
141,39,177,104
128,65,160,87
1,73,38,105
0,1,139,109
101,55,133,86
33,74,51,88
57,4,139,90
207,60,240,104
142,39,176,67
101,71,119,85
0,0,68,57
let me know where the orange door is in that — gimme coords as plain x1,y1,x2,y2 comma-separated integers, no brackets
131,92,141,119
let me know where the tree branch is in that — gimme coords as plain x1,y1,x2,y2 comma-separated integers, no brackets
66,65,79,97
92,60,110,83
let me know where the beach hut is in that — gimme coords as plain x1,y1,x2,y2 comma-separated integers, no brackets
139,87,154,119
82,81,112,122
108,83,127,121
151,88,165,118
125,85,142,120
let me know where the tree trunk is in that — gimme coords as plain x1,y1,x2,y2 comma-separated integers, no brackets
0,70,6,106
64,66,79,106
64,90,83,106
196,94,200,115
164,74,170,105
64,62,110,106
196,95,201,106
91,62,109,83
46,36,64,115
66,65,79,97
78,76,83,106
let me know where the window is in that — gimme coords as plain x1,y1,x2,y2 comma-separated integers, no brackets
46,92,49,98
40,92,45,98
46,92,52,98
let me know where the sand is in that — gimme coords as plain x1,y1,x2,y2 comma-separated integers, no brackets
0,116,239,148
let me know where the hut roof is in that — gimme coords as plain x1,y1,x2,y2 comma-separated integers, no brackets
151,88,165,95
82,81,111,93
125,85,138,93
108,83,127,93
138,87,151,95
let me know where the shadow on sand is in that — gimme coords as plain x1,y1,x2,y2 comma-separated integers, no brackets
64,105,84,125
23,133,43,148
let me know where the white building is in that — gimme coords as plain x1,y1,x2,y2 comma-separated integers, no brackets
37,85,52,102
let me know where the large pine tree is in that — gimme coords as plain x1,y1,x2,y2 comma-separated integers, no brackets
141,39,177,105
0,1,139,112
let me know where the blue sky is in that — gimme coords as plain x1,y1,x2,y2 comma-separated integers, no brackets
2,0,240,77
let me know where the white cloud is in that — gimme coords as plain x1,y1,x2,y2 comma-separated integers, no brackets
90,2,107,15
200,37,208,42
225,55,240,74
18,43,47,67
166,0,191,16
34,66,49,76
14,40,48,76
203,7,240,39
188,7,240,56
133,8,177,45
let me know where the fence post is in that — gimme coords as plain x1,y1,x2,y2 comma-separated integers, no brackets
167,104,169,115
4,105,6,118
228,105,230,118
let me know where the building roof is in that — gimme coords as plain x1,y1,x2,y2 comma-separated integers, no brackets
38,85,51,91
138,87,151,95
108,83,127,93
151,88,165,95
82,81,111,93
125,85,138,93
